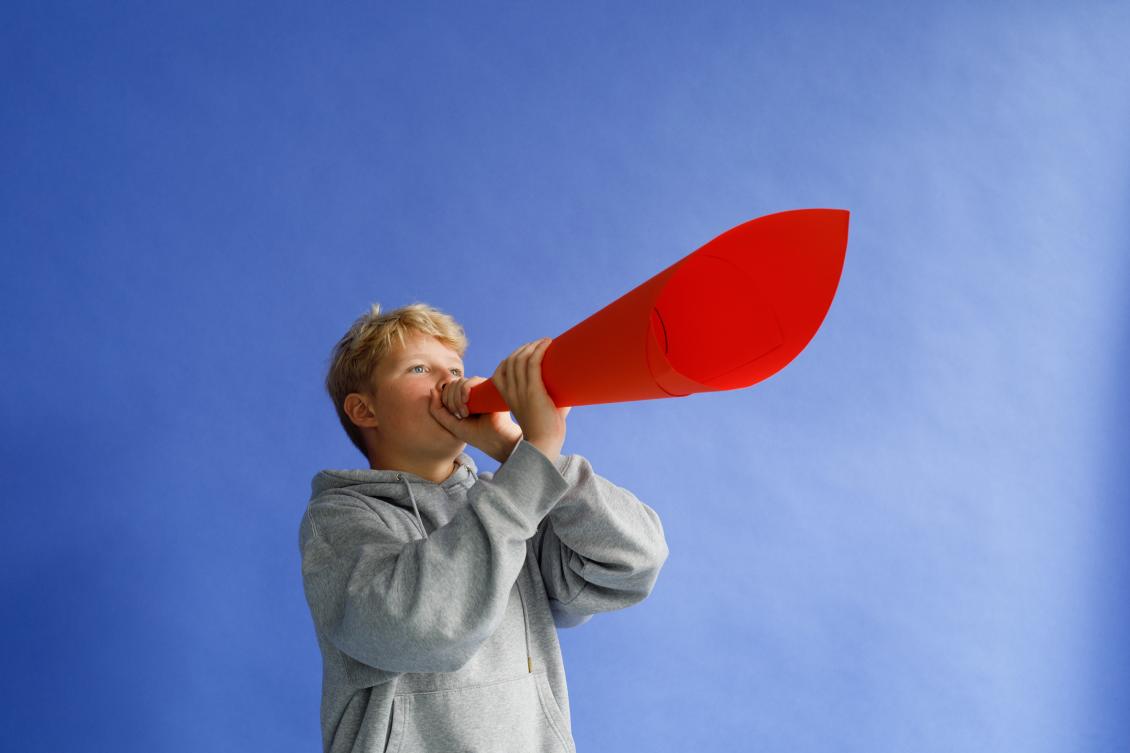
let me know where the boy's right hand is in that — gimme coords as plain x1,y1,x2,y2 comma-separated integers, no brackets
491,337,570,465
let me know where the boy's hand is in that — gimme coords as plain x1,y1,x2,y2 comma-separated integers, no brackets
429,376,523,463
490,337,570,465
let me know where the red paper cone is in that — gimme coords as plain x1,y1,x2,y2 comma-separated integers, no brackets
467,208,850,413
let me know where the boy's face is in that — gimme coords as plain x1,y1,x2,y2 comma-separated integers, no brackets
361,331,467,465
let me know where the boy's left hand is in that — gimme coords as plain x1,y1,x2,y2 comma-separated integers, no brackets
429,376,524,462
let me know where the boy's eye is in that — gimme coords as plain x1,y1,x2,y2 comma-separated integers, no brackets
410,365,463,376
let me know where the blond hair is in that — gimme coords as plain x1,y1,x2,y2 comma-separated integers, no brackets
325,301,469,460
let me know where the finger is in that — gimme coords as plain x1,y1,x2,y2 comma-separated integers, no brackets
510,344,528,397
505,342,532,396
491,362,507,403
503,352,517,404
512,341,539,398
431,389,461,435
442,380,456,414
454,378,468,419
430,385,451,424
527,338,551,396
521,339,547,403
454,377,468,418
444,380,464,419
442,377,456,413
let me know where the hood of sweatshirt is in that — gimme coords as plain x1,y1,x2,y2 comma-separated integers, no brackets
309,451,480,540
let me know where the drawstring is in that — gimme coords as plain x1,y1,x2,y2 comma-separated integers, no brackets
398,474,429,540
515,571,533,672
398,472,533,672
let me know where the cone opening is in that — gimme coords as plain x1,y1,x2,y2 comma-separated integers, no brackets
649,254,784,389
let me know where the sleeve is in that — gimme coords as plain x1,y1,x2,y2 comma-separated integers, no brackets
298,437,572,674
528,452,670,625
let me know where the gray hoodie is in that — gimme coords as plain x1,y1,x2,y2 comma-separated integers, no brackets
298,437,669,753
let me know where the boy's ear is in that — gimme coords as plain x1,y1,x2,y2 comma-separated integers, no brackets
344,392,378,429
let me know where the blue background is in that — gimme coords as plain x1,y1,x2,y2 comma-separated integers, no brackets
3,2,1128,751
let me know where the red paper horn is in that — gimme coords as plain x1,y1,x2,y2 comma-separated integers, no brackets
467,208,850,413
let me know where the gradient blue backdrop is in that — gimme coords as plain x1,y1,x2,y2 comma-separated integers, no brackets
2,2,1128,751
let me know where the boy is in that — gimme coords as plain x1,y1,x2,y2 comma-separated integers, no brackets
299,302,669,753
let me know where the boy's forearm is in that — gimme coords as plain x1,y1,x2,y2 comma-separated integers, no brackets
486,433,523,464
536,455,669,612
487,434,565,469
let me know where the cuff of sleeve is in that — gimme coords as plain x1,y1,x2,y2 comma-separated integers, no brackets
510,436,574,476
518,438,575,477
476,437,573,532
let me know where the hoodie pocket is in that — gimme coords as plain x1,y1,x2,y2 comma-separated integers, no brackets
382,696,406,753
390,670,574,753
533,671,574,753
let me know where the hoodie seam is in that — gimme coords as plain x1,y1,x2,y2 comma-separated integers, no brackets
317,458,476,489
301,509,321,539
308,498,429,546
554,581,588,608
394,668,551,697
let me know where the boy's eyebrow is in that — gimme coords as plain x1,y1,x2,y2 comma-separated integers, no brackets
396,353,464,366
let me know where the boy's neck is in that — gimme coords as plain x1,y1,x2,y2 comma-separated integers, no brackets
369,451,461,485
